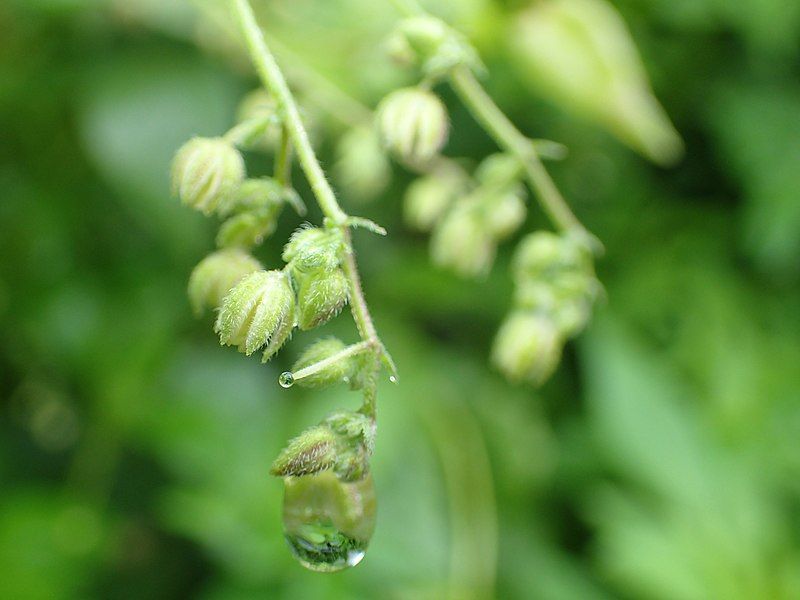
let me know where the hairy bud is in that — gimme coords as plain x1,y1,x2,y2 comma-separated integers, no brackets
283,227,344,274
376,88,449,167
513,231,591,282
404,167,468,231
187,249,263,316
230,89,281,150
292,338,355,389
431,207,495,277
486,188,527,239
215,270,295,356
171,137,244,215
296,269,350,330
335,127,391,201
492,311,563,386
391,16,483,77
271,425,338,477
324,411,376,481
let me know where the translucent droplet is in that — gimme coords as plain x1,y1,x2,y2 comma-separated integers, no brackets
279,372,294,388
388,375,397,384
282,471,376,573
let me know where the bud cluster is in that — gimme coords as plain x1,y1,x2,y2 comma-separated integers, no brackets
416,154,527,277
492,231,600,385
387,16,482,78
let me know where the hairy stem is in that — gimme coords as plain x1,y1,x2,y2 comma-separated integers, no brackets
230,0,382,354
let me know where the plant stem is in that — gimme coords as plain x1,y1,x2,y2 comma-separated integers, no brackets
291,340,372,382
230,0,382,351
274,124,293,188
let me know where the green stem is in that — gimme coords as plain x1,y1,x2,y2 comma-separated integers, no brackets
274,124,293,188
450,66,584,234
230,0,382,352
291,340,372,382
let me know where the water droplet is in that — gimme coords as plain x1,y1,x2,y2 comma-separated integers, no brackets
342,376,350,384
282,471,376,573
389,375,397,384
279,372,294,388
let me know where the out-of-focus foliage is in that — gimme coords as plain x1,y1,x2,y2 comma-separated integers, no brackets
1,0,799,598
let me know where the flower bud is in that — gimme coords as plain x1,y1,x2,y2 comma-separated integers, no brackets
217,177,284,217
270,425,338,477
475,153,522,186
230,89,281,150
404,167,468,231
393,16,482,77
187,249,263,316
215,270,296,356
492,311,563,385
376,87,449,167
283,227,344,274
296,269,349,330
171,137,245,215
485,188,527,240
334,127,391,201
324,411,376,481
431,207,495,277
292,338,355,389
216,212,278,250
512,231,591,282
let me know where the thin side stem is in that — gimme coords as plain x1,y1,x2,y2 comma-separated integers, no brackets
291,340,372,382
230,0,382,351
449,66,584,234
274,124,293,188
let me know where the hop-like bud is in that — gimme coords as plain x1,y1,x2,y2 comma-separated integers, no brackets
296,269,350,330
292,338,355,389
485,189,527,239
512,231,591,282
217,177,284,217
215,270,295,356
187,249,262,316
229,89,281,150
389,16,483,77
334,127,391,201
171,137,245,215
431,207,495,277
475,153,522,186
492,311,563,385
216,212,276,249
270,425,338,477
216,178,286,249
404,167,468,231
283,227,344,274
376,87,449,167
323,411,376,481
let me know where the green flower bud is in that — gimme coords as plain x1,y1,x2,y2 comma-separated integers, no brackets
217,177,284,217
376,87,449,167
512,231,591,282
334,127,391,201
431,206,495,277
292,338,355,389
404,167,469,231
492,311,563,386
187,249,263,316
271,425,338,477
230,89,281,150
215,270,296,356
216,212,277,250
485,188,527,240
323,411,376,481
475,153,522,186
393,16,483,77
283,227,344,274
296,269,350,330
171,137,245,215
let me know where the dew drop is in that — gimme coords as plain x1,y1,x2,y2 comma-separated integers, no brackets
279,372,294,388
282,471,376,573
389,375,397,384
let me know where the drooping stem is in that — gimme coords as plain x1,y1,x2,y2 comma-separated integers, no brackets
230,0,382,355
291,340,372,382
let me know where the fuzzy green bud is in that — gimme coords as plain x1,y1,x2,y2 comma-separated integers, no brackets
283,227,344,274
334,127,391,201
486,188,527,240
215,270,295,356
431,207,495,277
187,249,263,316
323,411,376,481
216,212,276,249
475,153,523,186
376,87,449,167
270,425,338,477
404,167,469,231
513,231,591,282
292,338,355,389
392,16,483,77
171,137,244,215
217,177,284,217
492,311,563,386
296,269,349,330
230,89,281,150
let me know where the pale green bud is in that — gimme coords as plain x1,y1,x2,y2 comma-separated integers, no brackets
512,231,591,282
292,338,354,389
296,269,349,330
376,87,449,167
270,425,338,477
215,270,295,356
323,411,376,481
216,212,275,250
492,311,563,386
394,16,483,77
230,89,281,150
431,207,495,277
171,137,244,215
283,227,344,274
187,249,262,316
475,153,522,186
485,188,527,240
334,127,391,201
404,167,469,231
217,177,284,217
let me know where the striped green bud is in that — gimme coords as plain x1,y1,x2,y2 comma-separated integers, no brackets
171,137,244,215
296,269,350,330
187,249,262,316
376,87,449,167
270,425,338,477
492,311,563,386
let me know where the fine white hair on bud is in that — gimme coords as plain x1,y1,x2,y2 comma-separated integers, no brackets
431,206,495,278
187,249,263,317
283,226,344,274
376,87,449,167
492,311,563,386
270,425,338,477
215,270,296,356
296,269,350,330
171,137,245,215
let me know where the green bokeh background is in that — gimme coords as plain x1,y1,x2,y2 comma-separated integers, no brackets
2,1,799,598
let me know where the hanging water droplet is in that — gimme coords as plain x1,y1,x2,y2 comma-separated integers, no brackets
282,471,376,573
279,372,294,388
342,375,350,385
388,375,397,384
